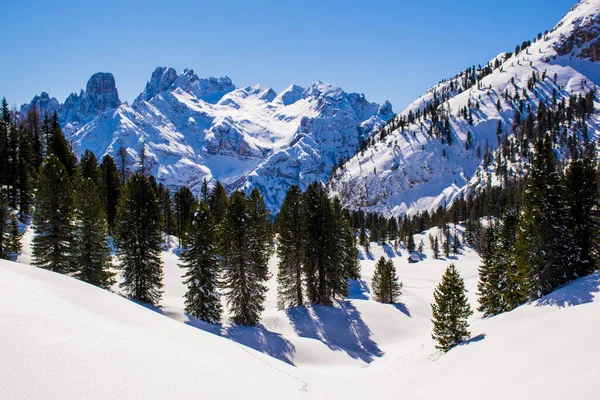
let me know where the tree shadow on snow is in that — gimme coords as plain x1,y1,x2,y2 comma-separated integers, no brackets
457,333,486,347
393,302,411,317
347,279,370,300
185,316,297,365
136,302,297,365
286,301,383,363
382,244,397,259
536,272,600,308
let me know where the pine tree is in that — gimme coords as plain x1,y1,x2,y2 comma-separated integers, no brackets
431,264,473,352
48,111,77,176
477,223,503,317
329,197,350,300
343,224,361,280
208,181,229,224
72,179,114,288
564,156,600,278
99,155,122,231
158,183,174,235
246,188,272,282
17,125,34,221
0,98,10,188
32,155,74,273
179,202,222,324
0,191,22,260
515,135,575,299
443,225,451,257
115,174,164,304
433,236,440,259
406,230,416,252
222,191,268,326
371,256,402,304
276,185,304,309
174,186,196,247
80,150,100,184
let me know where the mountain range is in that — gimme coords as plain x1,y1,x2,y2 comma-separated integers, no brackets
19,67,393,212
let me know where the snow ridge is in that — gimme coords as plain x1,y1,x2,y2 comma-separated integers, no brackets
329,0,600,216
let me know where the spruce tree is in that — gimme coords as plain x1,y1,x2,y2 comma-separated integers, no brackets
80,150,100,184
372,256,402,304
431,264,473,352
32,155,74,273
222,191,267,326
564,156,599,278
174,186,196,247
246,188,272,283
72,179,114,288
276,185,304,310
477,223,504,317
17,125,34,221
406,231,416,252
48,111,77,176
99,155,121,231
0,191,22,260
343,224,361,280
179,202,222,324
208,181,229,224
329,197,350,299
115,174,164,304
515,135,574,299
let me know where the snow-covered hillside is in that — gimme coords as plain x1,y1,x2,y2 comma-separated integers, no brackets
330,0,600,216
3,226,599,399
19,68,393,211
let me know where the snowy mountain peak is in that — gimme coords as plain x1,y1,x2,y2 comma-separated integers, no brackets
551,0,600,60
135,66,235,104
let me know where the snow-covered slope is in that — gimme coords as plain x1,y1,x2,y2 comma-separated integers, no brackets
20,68,392,211
4,226,600,399
330,0,600,216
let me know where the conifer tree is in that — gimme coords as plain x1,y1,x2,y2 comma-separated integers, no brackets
329,197,350,299
72,179,114,288
277,185,304,310
564,156,600,278
17,125,34,221
433,236,440,259
343,224,361,280
158,183,174,235
32,155,74,273
477,223,504,317
48,111,77,176
371,256,402,304
80,150,100,184
99,155,121,231
431,264,473,352
208,181,229,224
115,174,164,304
515,135,575,299
247,188,272,282
406,230,416,252
222,191,267,326
179,202,222,324
174,186,196,247
0,191,22,260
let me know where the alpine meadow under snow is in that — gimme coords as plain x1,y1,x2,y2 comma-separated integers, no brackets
2,0,600,399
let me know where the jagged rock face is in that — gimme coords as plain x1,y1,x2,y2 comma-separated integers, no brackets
21,67,392,212
553,1,600,60
135,67,235,104
21,92,59,120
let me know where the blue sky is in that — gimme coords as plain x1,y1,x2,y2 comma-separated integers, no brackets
1,0,575,112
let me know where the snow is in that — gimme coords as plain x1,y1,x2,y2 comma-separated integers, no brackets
330,0,600,216
4,225,600,399
20,70,392,212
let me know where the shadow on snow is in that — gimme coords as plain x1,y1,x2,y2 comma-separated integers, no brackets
286,300,383,364
536,272,600,308
185,317,297,366
347,279,370,300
